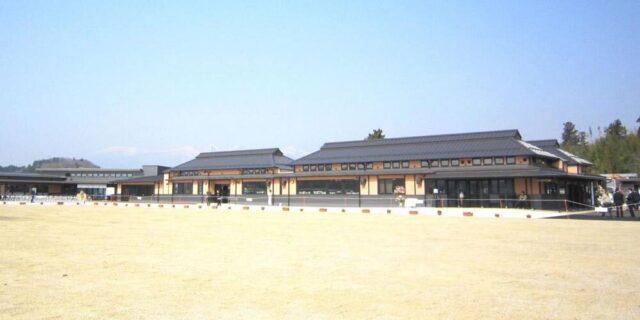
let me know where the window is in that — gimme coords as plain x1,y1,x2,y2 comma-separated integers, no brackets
172,183,193,195
506,157,516,165
366,163,373,170
310,165,317,171
318,164,325,171
341,164,348,171
325,164,332,171
421,160,429,168
472,158,481,166
483,158,493,165
297,179,359,195
495,157,504,165
349,163,356,170
303,165,309,172
441,160,449,167
451,159,460,167
243,182,267,195
392,161,400,169
378,178,405,194
401,161,409,168
430,160,439,168
383,162,391,169
356,163,364,170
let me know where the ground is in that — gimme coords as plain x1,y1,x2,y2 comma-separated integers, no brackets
1,205,639,319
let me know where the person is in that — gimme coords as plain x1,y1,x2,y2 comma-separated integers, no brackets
627,188,639,218
597,187,613,218
30,188,36,203
206,191,212,206
458,190,464,207
516,191,529,209
613,187,625,218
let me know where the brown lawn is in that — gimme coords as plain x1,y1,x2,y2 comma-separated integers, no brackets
1,205,639,319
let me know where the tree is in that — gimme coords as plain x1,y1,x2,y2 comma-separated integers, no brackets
366,128,385,140
605,119,627,138
561,122,580,147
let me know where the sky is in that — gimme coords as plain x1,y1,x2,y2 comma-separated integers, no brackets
1,0,638,168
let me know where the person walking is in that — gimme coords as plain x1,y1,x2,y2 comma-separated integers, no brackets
458,190,464,207
613,188,625,218
597,188,613,218
627,188,639,218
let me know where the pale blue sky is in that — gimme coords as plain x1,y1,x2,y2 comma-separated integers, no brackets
1,1,638,167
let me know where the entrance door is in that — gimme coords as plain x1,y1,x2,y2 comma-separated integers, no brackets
214,184,230,196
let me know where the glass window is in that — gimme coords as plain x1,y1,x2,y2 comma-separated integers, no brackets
317,164,325,171
451,159,460,166
430,160,439,167
392,161,400,169
495,157,504,165
325,164,332,171
303,165,309,172
378,178,405,194
310,165,317,171
506,157,516,165
366,163,373,170
349,163,356,170
401,161,409,168
441,160,449,167
383,162,391,169
172,183,193,195
357,163,365,170
243,182,267,195
297,179,359,195
341,164,348,171
483,158,492,165
472,158,481,166
421,160,429,168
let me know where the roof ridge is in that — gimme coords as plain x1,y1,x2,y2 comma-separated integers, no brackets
322,130,521,149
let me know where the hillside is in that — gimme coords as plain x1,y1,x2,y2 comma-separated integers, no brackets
0,158,99,173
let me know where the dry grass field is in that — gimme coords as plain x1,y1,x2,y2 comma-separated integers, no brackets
1,205,639,319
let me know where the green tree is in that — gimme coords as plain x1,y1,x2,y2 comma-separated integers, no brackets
366,128,385,140
561,122,581,147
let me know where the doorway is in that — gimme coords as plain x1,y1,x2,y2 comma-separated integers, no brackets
214,184,230,197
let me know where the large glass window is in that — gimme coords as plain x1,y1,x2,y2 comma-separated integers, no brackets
173,183,193,195
441,159,449,167
243,182,267,195
297,179,359,195
495,157,504,165
421,160,429,168
506,157,516,165
378,178,405,194
451,159,460,166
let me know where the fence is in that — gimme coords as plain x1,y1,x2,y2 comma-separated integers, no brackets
0,193,597,212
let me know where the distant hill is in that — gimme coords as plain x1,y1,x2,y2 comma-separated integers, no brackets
0,157,99,173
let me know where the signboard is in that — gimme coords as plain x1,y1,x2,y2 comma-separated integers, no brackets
106,187,115,196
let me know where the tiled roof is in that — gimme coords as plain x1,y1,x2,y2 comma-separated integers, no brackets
527,140,592,166
168,148,293,172
295,130,559,165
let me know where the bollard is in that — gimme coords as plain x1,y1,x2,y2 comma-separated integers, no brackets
319,208,327,213
282,207,290,212
463,212,473,217
362,209,370,214
409,210,418,215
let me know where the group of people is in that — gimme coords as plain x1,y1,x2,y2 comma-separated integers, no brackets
597,185,640,218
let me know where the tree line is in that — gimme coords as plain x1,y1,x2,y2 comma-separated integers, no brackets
561,118,640,174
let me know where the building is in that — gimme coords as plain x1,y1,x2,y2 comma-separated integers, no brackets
0,172,71,195
601,173,640,192
116,149,294,204
0,165,167,197
290,130,602,209
118,129,601,209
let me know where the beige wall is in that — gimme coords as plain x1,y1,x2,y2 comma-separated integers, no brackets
405,175,416,195
514,178,527,193
415,175,425,195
